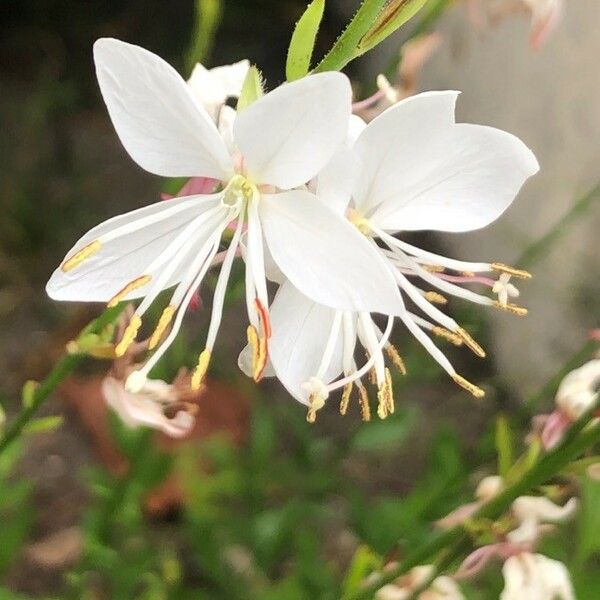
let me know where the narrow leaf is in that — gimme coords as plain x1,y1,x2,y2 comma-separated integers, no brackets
23,415,63,435
186,0,223,70
495,415,514,478
358,0,429,54
286,0,326,81
237,66,264,111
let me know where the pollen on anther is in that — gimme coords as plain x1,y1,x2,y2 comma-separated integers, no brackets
490,263,532,280
456,327,486,358
356,380,371,422
191,349,211,390
149,305,176,350
61,240,101,272
385,344,407,375
424,291,448,305
432,326,464,347
340,382,353,416
107,275,152,308
452,374,485,399
493,301,528,316
114,315,142,357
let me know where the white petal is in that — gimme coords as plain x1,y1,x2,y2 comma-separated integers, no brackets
46,195,225,302
209,60,250,97
259,190,402,314
268,282,343,404
347,114,367,144
352,90,460,214
234,73,351,189
94,38,232,178
366,122,539,232
316,146,359,215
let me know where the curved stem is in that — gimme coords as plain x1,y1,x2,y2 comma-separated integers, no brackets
0,304,126,456
345,401,600,600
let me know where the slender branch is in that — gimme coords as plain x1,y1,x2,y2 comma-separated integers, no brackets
0,304,126,456
345,400,600,599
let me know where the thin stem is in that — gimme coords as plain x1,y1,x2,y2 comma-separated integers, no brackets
345,400,600,600
517,182,600,269
0,304,126,456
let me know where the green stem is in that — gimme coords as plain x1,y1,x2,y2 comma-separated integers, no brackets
314,0,388,73
345,402,600,600
517,182,600,270
0,304,126,456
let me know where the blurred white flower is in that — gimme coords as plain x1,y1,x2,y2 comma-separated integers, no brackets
187,59,249,120
501,553,574,600
266,91,539,416
102,375,195,438
47,39,402,398
523,0,564,50
375,564,464,600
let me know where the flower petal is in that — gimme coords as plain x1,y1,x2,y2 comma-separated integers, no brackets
46,195,225,302
316,146,359,215
94,38,232,178
259,190,401,314
209,60,250,97
352,90,539,232
234,72,351,189
352,90,460,215
267,282,343,404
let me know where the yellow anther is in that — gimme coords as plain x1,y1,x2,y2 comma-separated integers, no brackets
148,305,176,350
356,380,371,422
114,315,142,357
491,263,532,280
61,240,101,272
340,382,353,416
368,367,377,385
452,374,485,399
191,349,211,390
347,209,372,236
422,264,445,273
376,368,394,419
107,275,152,308
385,344,407,375
456,327,486,358
432,326,464,347
424,291,448,305
461,271,475,277
306,393,326,424
247,324,268,382
493,301,528,316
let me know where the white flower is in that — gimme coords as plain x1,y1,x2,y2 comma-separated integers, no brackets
187,59,249,120
508,496,578,545
102,375,195,438
375,564,464,600
265,91,538,416
46,39,401,394
501,553,574,600
555,358,600,420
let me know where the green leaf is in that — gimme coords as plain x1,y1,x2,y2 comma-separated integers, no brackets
22,415,63,434
342,545,383,595
351,406,417,452
357,0,429,55
315,0,387,73
495,415,514,478
236,66,264,111
286,0,326,81
575,476,600,565
21,380,39,409
186,0,223,70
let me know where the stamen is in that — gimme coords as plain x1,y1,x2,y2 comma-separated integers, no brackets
107,275,152,308
148,305,176,350
376,368,394,419
493,301,528,316
385,367,394,414
247,324,268,382
452,374,485,399
432,326,464,347
340,382,353,416
424,291,448,304
356,380,371,422
114,315,142,357
491,263,532,280
422,264,445,273
385,344,407,375
456,327,486,358
347,209,372,235
191,349,211,390
306,393,326,424
61,240,101,272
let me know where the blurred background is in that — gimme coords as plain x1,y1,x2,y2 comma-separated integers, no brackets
0,0,598,598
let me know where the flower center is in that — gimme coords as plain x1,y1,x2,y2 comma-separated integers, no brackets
222,174,258,208
346,208,372,236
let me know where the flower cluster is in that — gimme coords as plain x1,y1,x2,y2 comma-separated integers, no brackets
47,38,538,427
